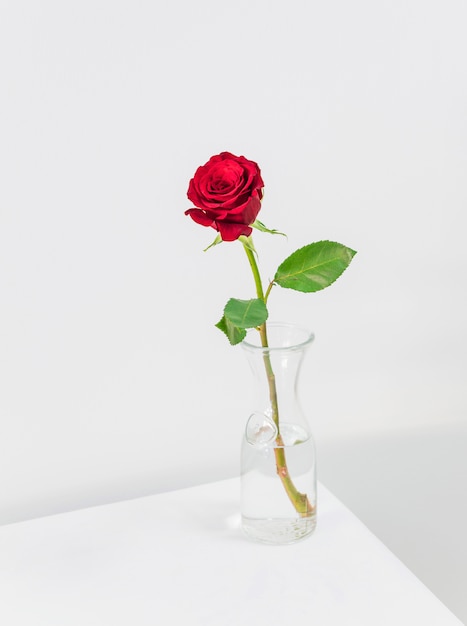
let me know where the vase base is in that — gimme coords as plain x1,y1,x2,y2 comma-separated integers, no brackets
241,514,316,545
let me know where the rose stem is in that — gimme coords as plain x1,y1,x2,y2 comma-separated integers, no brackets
241,237,313,516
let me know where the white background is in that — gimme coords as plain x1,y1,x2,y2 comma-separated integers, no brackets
1,0,466,616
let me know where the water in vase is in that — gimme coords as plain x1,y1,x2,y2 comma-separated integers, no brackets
241,422,317,544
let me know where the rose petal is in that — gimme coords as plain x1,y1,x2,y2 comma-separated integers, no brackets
184,208,214,227
219,194,261,223
216,221,252,242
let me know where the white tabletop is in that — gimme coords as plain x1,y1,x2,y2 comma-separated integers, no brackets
0,478,462,626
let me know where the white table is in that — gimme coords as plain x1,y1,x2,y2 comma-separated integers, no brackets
0,478,462,626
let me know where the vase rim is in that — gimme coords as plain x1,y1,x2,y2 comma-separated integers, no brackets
241,322,314,353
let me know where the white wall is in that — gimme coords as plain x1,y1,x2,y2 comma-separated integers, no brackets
1,0,466,524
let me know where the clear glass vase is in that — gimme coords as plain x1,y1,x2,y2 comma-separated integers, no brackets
240,322,317,544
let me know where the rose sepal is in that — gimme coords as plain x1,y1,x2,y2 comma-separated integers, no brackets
251,219,286,237
238,235,257,256
203,233,223,252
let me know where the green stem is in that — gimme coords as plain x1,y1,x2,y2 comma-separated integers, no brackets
241,238,265,302
240,237,313,517
264,280,275,304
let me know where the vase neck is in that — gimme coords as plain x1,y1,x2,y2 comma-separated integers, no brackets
241,323,313,433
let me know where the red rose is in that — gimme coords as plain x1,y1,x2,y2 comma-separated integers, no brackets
185,151,264,242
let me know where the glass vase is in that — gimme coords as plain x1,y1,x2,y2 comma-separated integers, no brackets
240,322,317,544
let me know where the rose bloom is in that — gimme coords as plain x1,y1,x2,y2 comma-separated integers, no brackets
185,151,264,242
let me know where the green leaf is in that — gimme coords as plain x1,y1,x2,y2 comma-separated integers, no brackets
215,316,247,345
215,298,268,345
251,219,286,237
224,298,268,327
274,240,357,293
